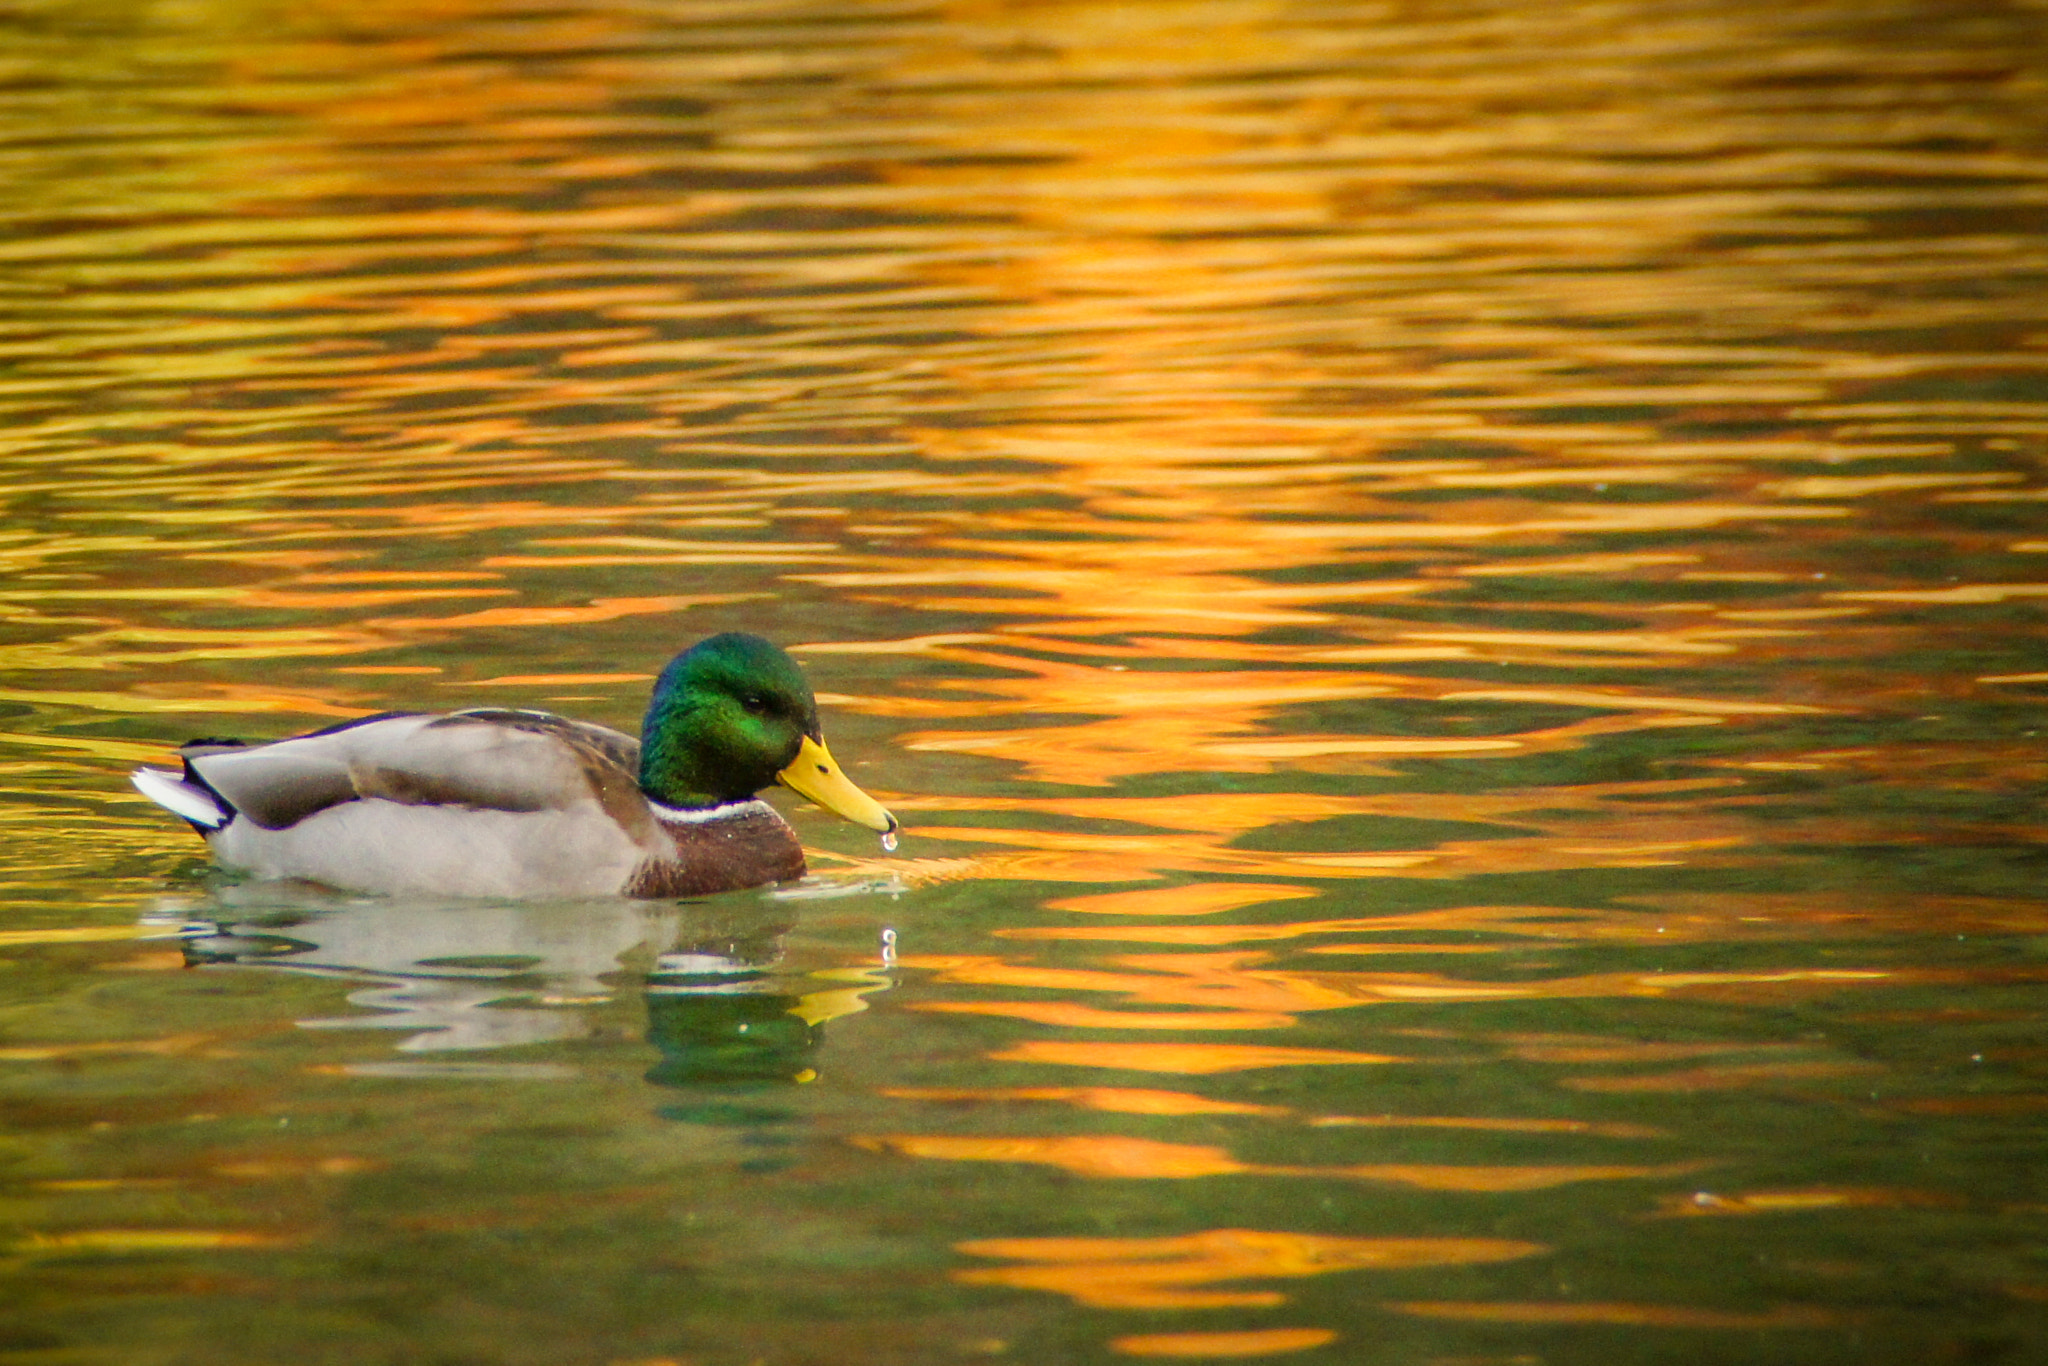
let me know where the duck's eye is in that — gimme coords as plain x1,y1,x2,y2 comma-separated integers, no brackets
740,693,770,715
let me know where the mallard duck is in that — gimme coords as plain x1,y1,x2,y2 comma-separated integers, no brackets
130,633,896,899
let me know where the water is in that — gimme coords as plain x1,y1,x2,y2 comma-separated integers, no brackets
3,0,2046,1361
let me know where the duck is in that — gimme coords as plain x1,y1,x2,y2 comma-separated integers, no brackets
130,632,897,899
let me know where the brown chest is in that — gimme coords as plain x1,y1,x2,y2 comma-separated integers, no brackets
627,804,806,897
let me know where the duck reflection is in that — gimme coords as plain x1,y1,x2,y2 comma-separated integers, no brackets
149,882,893,1108
641,915,895,1150
645,938,818,1137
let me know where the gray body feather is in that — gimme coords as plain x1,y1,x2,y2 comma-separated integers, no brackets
207,800,647,899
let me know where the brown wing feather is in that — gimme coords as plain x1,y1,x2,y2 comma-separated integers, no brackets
425,710,652,838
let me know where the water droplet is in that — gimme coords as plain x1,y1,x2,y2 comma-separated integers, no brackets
880,830,898,853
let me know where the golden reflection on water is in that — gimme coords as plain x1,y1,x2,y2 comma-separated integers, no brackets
856,1130,1701,1191
954,1227,1543,1310
3,0,2047,1360
1108,1328,1339,1359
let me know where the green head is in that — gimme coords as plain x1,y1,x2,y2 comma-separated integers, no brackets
639,633,896,832
640,633,818,807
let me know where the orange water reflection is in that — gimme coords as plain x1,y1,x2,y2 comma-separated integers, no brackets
854,1133,1699,1192
905,950,1900,1023
954,1227,1544,1310
1109,1328,1337,1358
1654,1187,1957,1218
882,1087,1288,1117
882,1085,1665,1137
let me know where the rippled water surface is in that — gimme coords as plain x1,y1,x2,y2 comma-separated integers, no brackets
4,0,2047,1361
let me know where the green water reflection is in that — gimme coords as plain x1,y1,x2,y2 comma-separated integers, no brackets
4,0,2047,1361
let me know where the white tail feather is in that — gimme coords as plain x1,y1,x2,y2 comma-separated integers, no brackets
132,767,229,829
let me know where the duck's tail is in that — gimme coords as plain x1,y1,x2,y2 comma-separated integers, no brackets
131,767,230,832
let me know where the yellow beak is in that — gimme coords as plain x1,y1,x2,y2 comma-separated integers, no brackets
777,734,897,833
